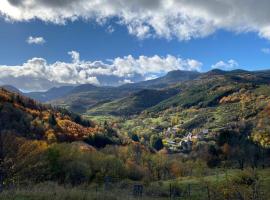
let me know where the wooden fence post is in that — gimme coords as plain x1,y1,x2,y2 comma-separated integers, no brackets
206,185,211,200
133,184,143,198
188,184,191,199
169,183,172,199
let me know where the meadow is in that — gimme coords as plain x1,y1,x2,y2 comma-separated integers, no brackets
1,168,269,200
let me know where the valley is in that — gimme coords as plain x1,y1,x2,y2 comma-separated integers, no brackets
1,1,270,198
1,69,270,199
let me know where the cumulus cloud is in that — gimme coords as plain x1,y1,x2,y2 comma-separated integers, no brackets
111,55,202,77
26,36,46,45
261,48,270,54
0,51,202,91
211,59,240,70
0,0,270,40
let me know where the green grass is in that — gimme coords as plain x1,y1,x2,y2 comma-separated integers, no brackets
0,182,166,200
83,114,120,124
1,168,270,200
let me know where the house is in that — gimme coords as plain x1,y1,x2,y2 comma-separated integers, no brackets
202,129,209,134
167,139,176,145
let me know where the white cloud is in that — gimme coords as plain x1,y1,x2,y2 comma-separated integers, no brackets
111,55,202,77
145,75,159,81
261,48,270,54
211,59,239,70
118,79,134,84
106,25,115,33
1,0,270,40
26,36,46,45
68,51,80,63
0,51,202,91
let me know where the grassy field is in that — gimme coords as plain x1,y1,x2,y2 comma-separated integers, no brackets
83,114,120,124
1,168,270,200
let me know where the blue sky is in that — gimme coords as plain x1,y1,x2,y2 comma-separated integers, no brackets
0,0,270,91
0,18,269,71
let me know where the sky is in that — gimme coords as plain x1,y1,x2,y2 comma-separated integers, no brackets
0,0,270,91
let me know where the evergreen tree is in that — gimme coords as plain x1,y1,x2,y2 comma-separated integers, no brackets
150,135,164,151
131,134,140,142
48,114,57,126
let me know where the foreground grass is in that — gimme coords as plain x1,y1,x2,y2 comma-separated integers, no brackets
1,168,270,200
0,183,163,200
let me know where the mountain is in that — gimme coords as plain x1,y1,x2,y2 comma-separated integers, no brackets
88,88,180,116
11,69,270,117
148,69,270,113
87,69,270,117
144,70,200,87
20,70,199,106
26,85,75,102
119,70,200,89
204,69,228,76
44,70,200,113
49,84,141,113
67,84,99,94
1,85,22,94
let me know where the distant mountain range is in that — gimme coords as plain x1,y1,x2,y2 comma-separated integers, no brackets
2,69,270,116
14,70,198,102
2,70,198,113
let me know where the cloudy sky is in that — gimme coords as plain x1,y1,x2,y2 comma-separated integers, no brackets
0,0,270,91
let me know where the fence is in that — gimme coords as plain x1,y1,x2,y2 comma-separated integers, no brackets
89,176,267,200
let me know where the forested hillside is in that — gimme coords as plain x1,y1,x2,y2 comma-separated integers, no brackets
1,70,270,200
88,88,179,116
0,88,105,142
113,70,270,156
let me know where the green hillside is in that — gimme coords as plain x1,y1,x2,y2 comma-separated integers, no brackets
101,70,270,156
88,88,179,116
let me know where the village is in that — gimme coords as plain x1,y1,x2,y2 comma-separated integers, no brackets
162,126,210,153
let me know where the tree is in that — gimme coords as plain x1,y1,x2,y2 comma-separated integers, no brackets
131,134,140,142
150,135,164,151
48,114,57,126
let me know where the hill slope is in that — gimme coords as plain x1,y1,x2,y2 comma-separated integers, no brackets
1,85,22,94
0,87,115,143
148,69,270,113
112,69,270,151
26,86,75,102
88,88,180,116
